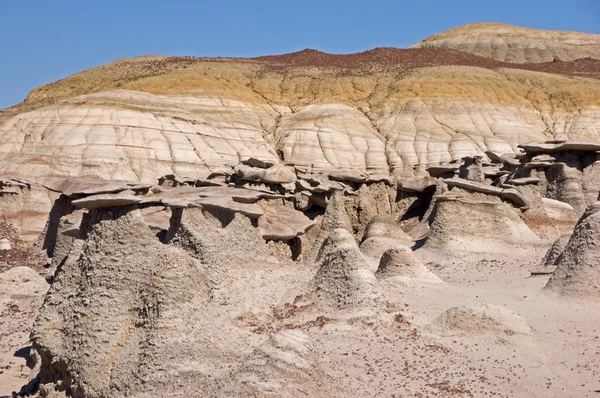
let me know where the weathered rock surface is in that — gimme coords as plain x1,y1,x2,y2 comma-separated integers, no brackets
257,202,315,240
4,23,600,398
310,229,380,310
542,233,571,266
546,202,600,297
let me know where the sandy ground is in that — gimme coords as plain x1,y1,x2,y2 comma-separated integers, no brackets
0,267,47,398
1,243,599,397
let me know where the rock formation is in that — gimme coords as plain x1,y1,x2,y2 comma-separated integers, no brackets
546,202,600,297
3,22,600,398
309,229,380,310
413,22,600,63
425,190,543,253
376,246,443,284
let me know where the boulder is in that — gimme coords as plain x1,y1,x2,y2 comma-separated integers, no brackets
444,178,529,209
257,202,315,240
234,161,296,185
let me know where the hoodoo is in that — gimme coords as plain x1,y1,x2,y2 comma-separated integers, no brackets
1,20,600,398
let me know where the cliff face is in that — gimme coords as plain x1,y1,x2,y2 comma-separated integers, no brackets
412,22,600,63
1,27,600,183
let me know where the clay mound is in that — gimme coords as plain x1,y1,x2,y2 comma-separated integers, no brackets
542,233,571,266
546,202,600,297
359,215,415,259
310,229,380,309
425,193,543,253
214,330,330,398
413,22,600,63
376,246,443,284
432,302,532,337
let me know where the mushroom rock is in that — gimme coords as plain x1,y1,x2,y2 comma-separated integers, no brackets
444,178,529,209
359,216,416,259
425,192,543,253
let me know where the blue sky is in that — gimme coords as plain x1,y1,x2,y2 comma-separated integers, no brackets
0,0,598,109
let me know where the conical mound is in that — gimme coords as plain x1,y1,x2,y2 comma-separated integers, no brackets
546,202,600,297
214,330,330,397
310,229,380,308
376,246,443,284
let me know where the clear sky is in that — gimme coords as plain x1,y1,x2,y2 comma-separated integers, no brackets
0,0,599,109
